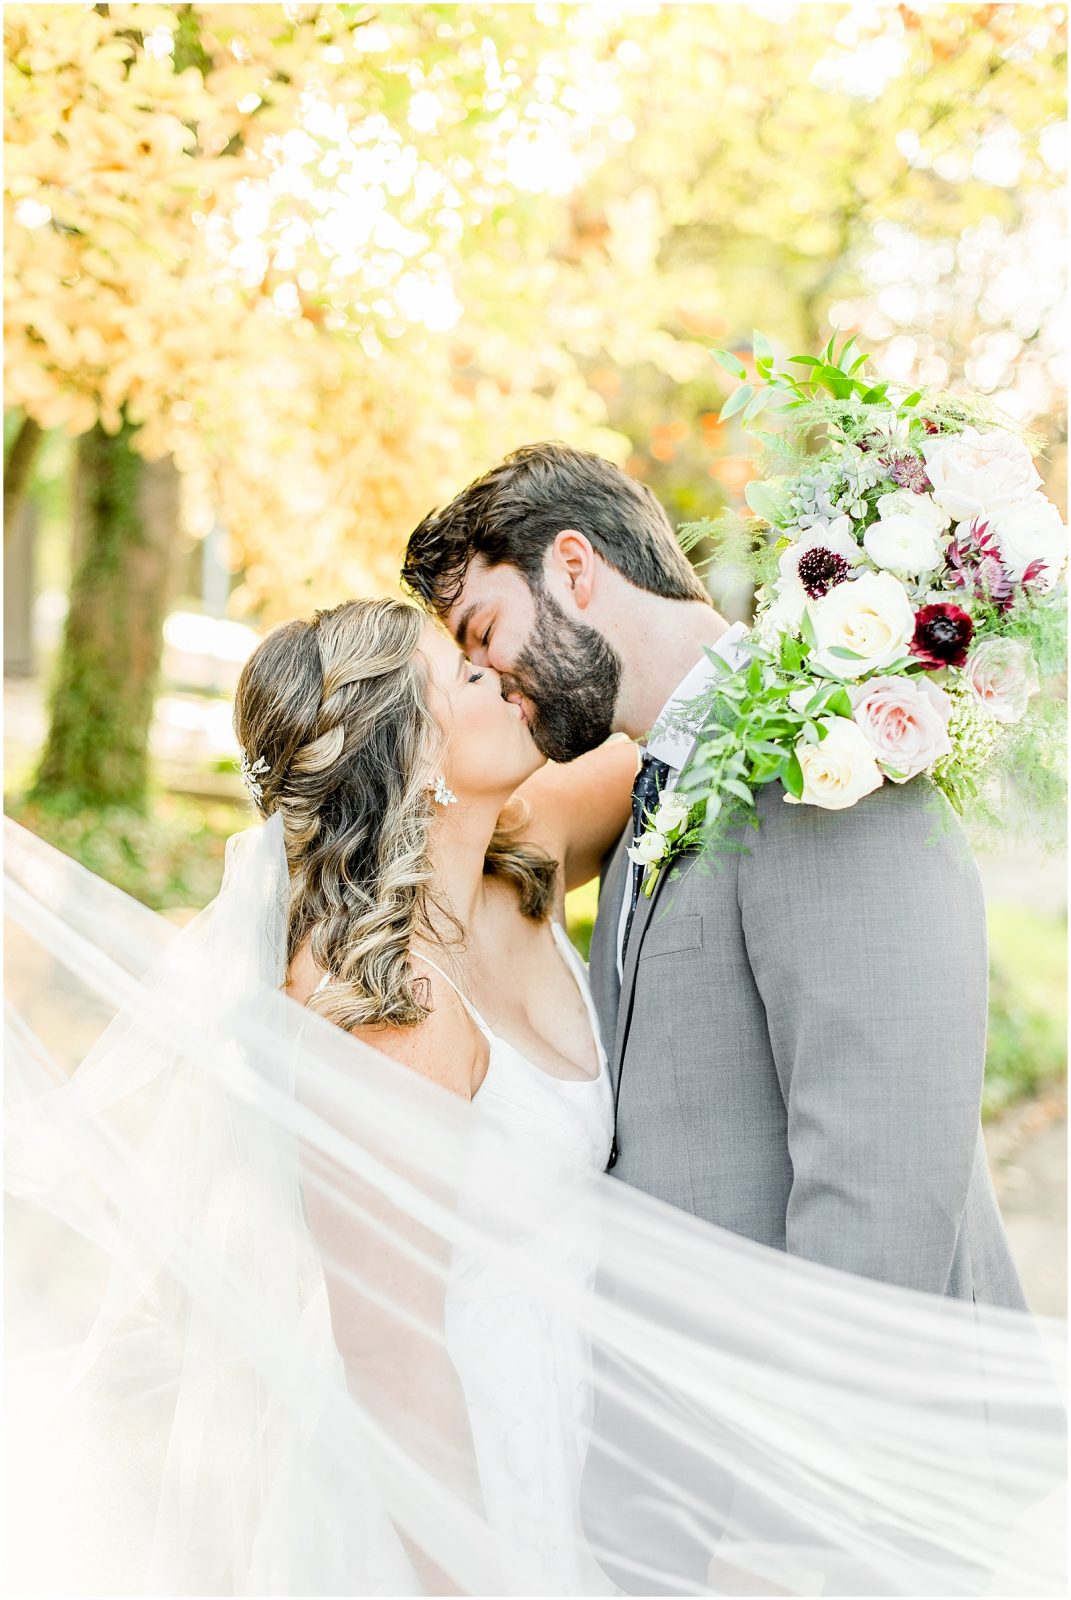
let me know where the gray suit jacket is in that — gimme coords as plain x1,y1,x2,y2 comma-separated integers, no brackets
589,773,1026,1309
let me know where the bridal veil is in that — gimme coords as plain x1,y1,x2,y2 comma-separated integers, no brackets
4,816,1065,1596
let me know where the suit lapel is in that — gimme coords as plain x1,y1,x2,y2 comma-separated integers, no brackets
589,830,629,1044
612,731,707,1075
612,834,678,1073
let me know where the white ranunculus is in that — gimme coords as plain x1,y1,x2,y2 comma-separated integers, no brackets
987,494,1068,589
777,516,862,589
626,830,667,867
875,488,950,533
965,638,1040,725
761,587,807,637
652,797,691,835
808,570,917,679
850,675,952,782
783,717,884,811
863,513,943,576
773,516,862,631
921,427,1042,523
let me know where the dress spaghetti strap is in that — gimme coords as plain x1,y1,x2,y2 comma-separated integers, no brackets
411,949,493,1037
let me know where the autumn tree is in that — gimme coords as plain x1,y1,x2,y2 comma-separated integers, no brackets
4,3,628,803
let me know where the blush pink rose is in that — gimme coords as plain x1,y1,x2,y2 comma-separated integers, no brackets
850,675,953,782
965,638,1040,725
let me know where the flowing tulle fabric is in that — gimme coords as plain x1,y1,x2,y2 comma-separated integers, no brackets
3,815,1066,1597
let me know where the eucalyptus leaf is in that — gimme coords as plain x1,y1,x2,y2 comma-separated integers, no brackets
742,385,772,424
836,334,857,369
783,751,804,799
719,383,754,421
722,778,756,806
744,477,789,525
712,348,747,381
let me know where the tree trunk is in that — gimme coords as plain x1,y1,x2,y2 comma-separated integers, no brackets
3,498,37,678
32,421,178,809
4,414,43,546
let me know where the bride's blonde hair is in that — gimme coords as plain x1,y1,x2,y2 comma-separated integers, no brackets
234,598,557,1030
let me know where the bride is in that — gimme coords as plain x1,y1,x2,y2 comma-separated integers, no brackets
4,595,1066,1598
236,595,635,1592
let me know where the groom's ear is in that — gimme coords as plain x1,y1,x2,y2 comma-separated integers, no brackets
545,530,597,610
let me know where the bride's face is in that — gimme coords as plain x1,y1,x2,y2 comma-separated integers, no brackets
419,622,545,801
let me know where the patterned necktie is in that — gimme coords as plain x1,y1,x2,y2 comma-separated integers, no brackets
623,753,672,956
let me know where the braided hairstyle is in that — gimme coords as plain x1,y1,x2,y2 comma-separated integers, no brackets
233,598,557,1030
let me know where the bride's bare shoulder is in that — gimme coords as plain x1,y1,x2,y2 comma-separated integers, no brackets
287,940,484,1100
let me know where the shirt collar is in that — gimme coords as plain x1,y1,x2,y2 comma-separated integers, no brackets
643,622,750,772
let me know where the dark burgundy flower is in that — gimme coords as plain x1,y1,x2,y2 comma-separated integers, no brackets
909,603,975,669
944,518,1015,611
797,546,851,600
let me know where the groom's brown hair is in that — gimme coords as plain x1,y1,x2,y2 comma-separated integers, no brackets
401,441,708,614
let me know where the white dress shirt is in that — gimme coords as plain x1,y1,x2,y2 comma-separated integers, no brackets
616,622,750,978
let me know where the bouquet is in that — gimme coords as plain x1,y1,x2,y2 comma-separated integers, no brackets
631,334,1067,893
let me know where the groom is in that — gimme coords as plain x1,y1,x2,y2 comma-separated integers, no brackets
402,441,1025,1310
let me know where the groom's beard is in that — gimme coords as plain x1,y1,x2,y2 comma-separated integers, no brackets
503,588,622,764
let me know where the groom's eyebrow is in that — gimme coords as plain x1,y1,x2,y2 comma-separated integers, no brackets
454,603,479,649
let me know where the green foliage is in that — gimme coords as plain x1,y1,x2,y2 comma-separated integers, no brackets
677,510,780,588
984,904,1067,1119
670,637,854,843
5,790,239,915
712,334,1043,461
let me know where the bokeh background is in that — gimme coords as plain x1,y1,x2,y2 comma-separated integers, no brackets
4,3,1066,1309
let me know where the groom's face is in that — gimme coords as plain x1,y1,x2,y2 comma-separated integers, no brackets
446,558,622,764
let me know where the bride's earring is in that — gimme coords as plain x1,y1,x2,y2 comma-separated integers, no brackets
429,775,458,807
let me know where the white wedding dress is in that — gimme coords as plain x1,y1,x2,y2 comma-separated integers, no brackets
415,926,617,1593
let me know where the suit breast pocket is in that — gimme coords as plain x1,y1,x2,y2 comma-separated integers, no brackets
638,911,704,962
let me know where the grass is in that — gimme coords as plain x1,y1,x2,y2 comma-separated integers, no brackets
984,901,1068,1119
5,789,240,917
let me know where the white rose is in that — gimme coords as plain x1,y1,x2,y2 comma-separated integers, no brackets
921,427,1042,523
784,717,884,811
987,494,1068,589
875,488,950,533
965,638,1040,725
652,797,690,835
626,830,667,867
850,675,952,782
808,570,917,678
863,513,943,576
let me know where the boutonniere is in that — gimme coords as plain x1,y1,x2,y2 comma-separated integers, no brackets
626,793,704,898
